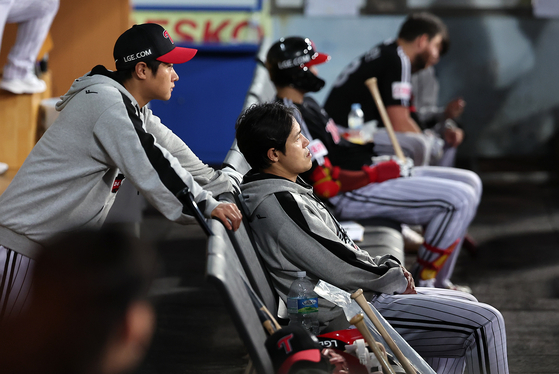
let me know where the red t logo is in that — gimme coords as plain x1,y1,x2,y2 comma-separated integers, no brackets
163,30,174,43
277,333,294,354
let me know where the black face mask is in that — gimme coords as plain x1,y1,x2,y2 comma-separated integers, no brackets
291,68,326,93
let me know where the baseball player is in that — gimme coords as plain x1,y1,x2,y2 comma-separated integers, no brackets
236,102,509,374
0,0,59,94
323,12,463,167
265,36,481,292
412,64,465,167
0,23,242,321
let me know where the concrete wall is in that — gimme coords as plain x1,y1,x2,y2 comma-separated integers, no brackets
272,14,559,159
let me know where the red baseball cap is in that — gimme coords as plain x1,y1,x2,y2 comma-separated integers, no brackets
265,325,329,374
114,23,197,70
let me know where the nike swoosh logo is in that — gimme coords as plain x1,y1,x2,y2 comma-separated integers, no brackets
85,90,98,94
256,214,267,219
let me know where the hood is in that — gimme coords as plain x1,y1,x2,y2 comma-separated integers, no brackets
55,65,136,111
241,173,312,218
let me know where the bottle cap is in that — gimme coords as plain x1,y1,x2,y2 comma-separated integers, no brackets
296,271,306,278
351,103,362,110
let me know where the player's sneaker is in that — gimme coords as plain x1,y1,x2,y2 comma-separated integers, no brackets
0,162,8,175
0,74,47,94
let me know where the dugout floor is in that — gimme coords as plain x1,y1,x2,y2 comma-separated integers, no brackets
133,162,559,374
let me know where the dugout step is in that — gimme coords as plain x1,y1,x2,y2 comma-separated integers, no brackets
0,71,52,170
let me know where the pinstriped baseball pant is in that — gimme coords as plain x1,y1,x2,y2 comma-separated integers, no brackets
373,128,433,166
0,245,34,322
0,0,59,80
371,288,508,374
329,166,481,285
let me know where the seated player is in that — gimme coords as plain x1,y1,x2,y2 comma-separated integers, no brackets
265,36,481,292
235,102,508,374
411,33,465,167
323,12,461,167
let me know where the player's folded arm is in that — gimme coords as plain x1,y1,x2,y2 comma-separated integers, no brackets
273,192,407,295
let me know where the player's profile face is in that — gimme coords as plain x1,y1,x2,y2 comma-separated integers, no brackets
413,33,443,72
425,33,443,66
145,62,179,101
276,117,312,179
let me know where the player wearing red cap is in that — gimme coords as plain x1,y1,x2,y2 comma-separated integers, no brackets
0,23,242,322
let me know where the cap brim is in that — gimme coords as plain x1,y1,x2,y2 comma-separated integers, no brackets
157,46,198,64
304,52,331,67
277,349,322,374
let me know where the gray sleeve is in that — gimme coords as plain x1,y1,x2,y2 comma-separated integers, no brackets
144,109,235,197
257,194,408,295
92,102,220,221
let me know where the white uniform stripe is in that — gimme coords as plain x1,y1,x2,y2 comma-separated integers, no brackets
396,46,411,107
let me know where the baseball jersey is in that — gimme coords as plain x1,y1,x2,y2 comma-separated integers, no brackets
289,96,375,171
323,40,412,128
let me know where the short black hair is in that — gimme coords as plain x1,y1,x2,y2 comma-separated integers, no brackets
114,59,163,85
398,12,447,42
0,227,158,374
235,102,297,173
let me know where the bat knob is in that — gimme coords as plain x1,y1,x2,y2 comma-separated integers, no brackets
351,288,364,300
349,313,364,325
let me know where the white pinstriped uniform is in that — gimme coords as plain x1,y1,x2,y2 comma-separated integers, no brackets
294,95,483,287
0,0,59,80
0,245,34,321
371,287,509,374
329,165,481,286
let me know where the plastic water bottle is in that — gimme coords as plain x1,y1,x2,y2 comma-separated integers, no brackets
287,271,319,335
348,103,364,130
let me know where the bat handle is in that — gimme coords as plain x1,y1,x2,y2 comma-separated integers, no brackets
261,306,282,331
350,313,396,374
351,289,417,374
364,77,407,163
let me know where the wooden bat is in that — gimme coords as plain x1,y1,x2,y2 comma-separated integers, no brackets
351,289,417,374
349,313,396,374
365,77,406,162
244,278,282,334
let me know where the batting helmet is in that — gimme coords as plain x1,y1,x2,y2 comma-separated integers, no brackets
266,36,330,93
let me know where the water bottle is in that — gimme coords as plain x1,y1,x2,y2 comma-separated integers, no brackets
348,103,364,130
346,103,365,143
287,271,319,335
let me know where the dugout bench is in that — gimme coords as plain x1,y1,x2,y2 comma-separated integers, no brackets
200,44,408,373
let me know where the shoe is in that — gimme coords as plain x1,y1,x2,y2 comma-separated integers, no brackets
0,162,7,175
443,281,472,294
0,74,47,94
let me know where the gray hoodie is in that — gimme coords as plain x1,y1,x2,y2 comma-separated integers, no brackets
240,173,407,327
0,66,232,258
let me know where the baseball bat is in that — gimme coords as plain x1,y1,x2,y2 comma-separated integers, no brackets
364,77,406,162
349,313,396,374
351,289,417,374
243,279,282,334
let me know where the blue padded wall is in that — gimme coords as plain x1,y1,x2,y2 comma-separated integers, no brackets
149,50,257,165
